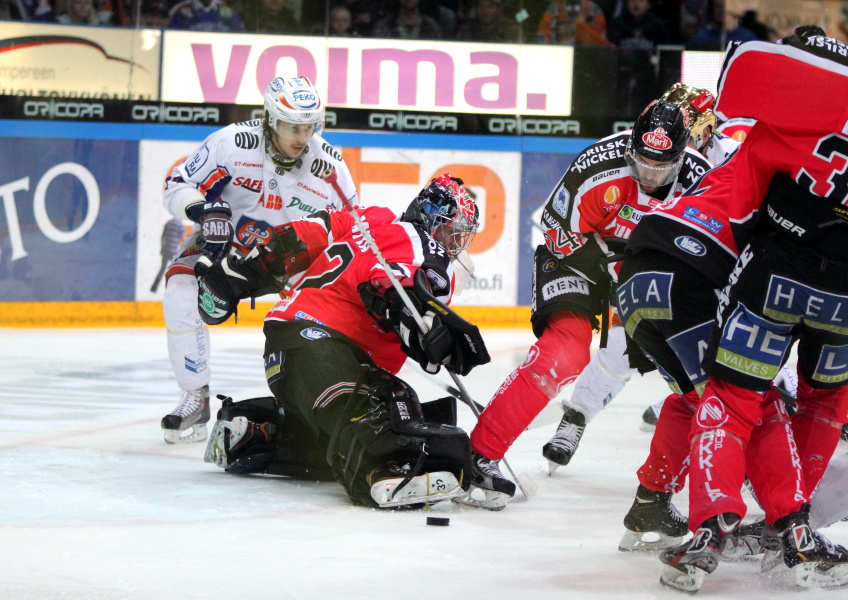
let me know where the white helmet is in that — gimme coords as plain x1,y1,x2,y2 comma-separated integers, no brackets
263,76,324,134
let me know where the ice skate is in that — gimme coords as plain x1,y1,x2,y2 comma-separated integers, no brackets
659,513,737,594
369,463,465,508
723,519,765,561
619,485,689,552
640,399,663,432
161,386,210,444
542,405,586,474
454,452,516,511
773,505,848,589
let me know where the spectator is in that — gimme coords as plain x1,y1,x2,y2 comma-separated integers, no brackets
372,0,442,40
168,0,244,32
537,0,611,45
240,0,300,34
9,0,56,21
731,9,771,41
608,0,670,48
686,0,725,50
56,0,103,24
328,4,356,36
456,0,521,43
138,0,171,28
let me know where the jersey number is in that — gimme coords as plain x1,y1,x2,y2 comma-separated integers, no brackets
296,243,355,290
797,129,848,204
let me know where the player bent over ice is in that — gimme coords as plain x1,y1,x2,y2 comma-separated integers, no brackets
193,175,503,509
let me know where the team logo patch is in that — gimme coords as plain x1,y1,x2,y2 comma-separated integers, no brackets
521,345,540,368
695,395,729,428
674,235,707,256
642,127,672,151
552,188,569,218
235,217,273,247
542,258,558,273
300,327,330,341
604,186,621,205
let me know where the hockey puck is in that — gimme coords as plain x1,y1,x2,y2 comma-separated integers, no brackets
426,516,450,527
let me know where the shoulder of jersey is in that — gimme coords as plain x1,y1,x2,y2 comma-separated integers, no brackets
216,120,264,151
310,135,346,165
572,130,630,163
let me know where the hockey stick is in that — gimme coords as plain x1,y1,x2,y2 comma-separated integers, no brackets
320,168,533,500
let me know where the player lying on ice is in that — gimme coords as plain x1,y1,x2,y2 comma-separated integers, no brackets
191,173,514,510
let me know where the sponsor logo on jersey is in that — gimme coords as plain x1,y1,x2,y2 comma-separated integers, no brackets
292,91,319,108
674,235,707,256
300,327,330,340
310,159,332,178
604,185,621,204
234,161,262,168
643,127,672,151
234,132,260,149
261,194,284,210
425,269,449,292
235,217,273,247
682,206,724,234
296,181,330,201
233,177,262,193
542,258,558,273
695,395,728,428
294,311,327,326
269,179,277,189
552,188,569,218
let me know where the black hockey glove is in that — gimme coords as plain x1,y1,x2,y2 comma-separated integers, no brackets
186,198,234,261
194,248,286,325
359,270,490,376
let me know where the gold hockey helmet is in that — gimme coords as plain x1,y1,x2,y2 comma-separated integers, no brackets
660,83,717,152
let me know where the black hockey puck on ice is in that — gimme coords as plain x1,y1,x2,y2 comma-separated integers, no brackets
426,517,450,526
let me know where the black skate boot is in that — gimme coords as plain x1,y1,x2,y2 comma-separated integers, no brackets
773,504,848,588
724,518,765,561
619,485,689,552
454,451,516,511
659,513,739,594
542,405,586,474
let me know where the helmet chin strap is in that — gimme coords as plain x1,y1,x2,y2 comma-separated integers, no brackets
264,128,299,171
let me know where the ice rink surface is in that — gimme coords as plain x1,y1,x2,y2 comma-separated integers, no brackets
2,327,846,599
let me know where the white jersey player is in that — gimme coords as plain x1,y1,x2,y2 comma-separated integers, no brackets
160,76,357,444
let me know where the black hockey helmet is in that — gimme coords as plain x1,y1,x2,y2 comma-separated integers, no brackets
625,100,691,189
403,173,479,257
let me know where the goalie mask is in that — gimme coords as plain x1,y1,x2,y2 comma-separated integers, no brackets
263,76,324,166
403,174,479,257
625,100,690,191
660,83,717,153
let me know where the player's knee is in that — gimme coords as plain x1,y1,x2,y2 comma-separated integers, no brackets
163,275,202,328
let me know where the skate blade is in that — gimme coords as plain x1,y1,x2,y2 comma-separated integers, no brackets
547,460,561,476
452,487,510,511
203,421,227,466
760,549,783,573
164,422,208,445
619,529,687,552
794,562,848,589
660,564,706,595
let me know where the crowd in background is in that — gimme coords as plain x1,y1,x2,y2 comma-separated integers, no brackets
1,0,779,50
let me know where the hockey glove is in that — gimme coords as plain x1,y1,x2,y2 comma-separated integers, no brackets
194,248,286,325
184,196,234,262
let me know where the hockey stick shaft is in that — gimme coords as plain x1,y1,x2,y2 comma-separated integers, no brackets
320,169,530,499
